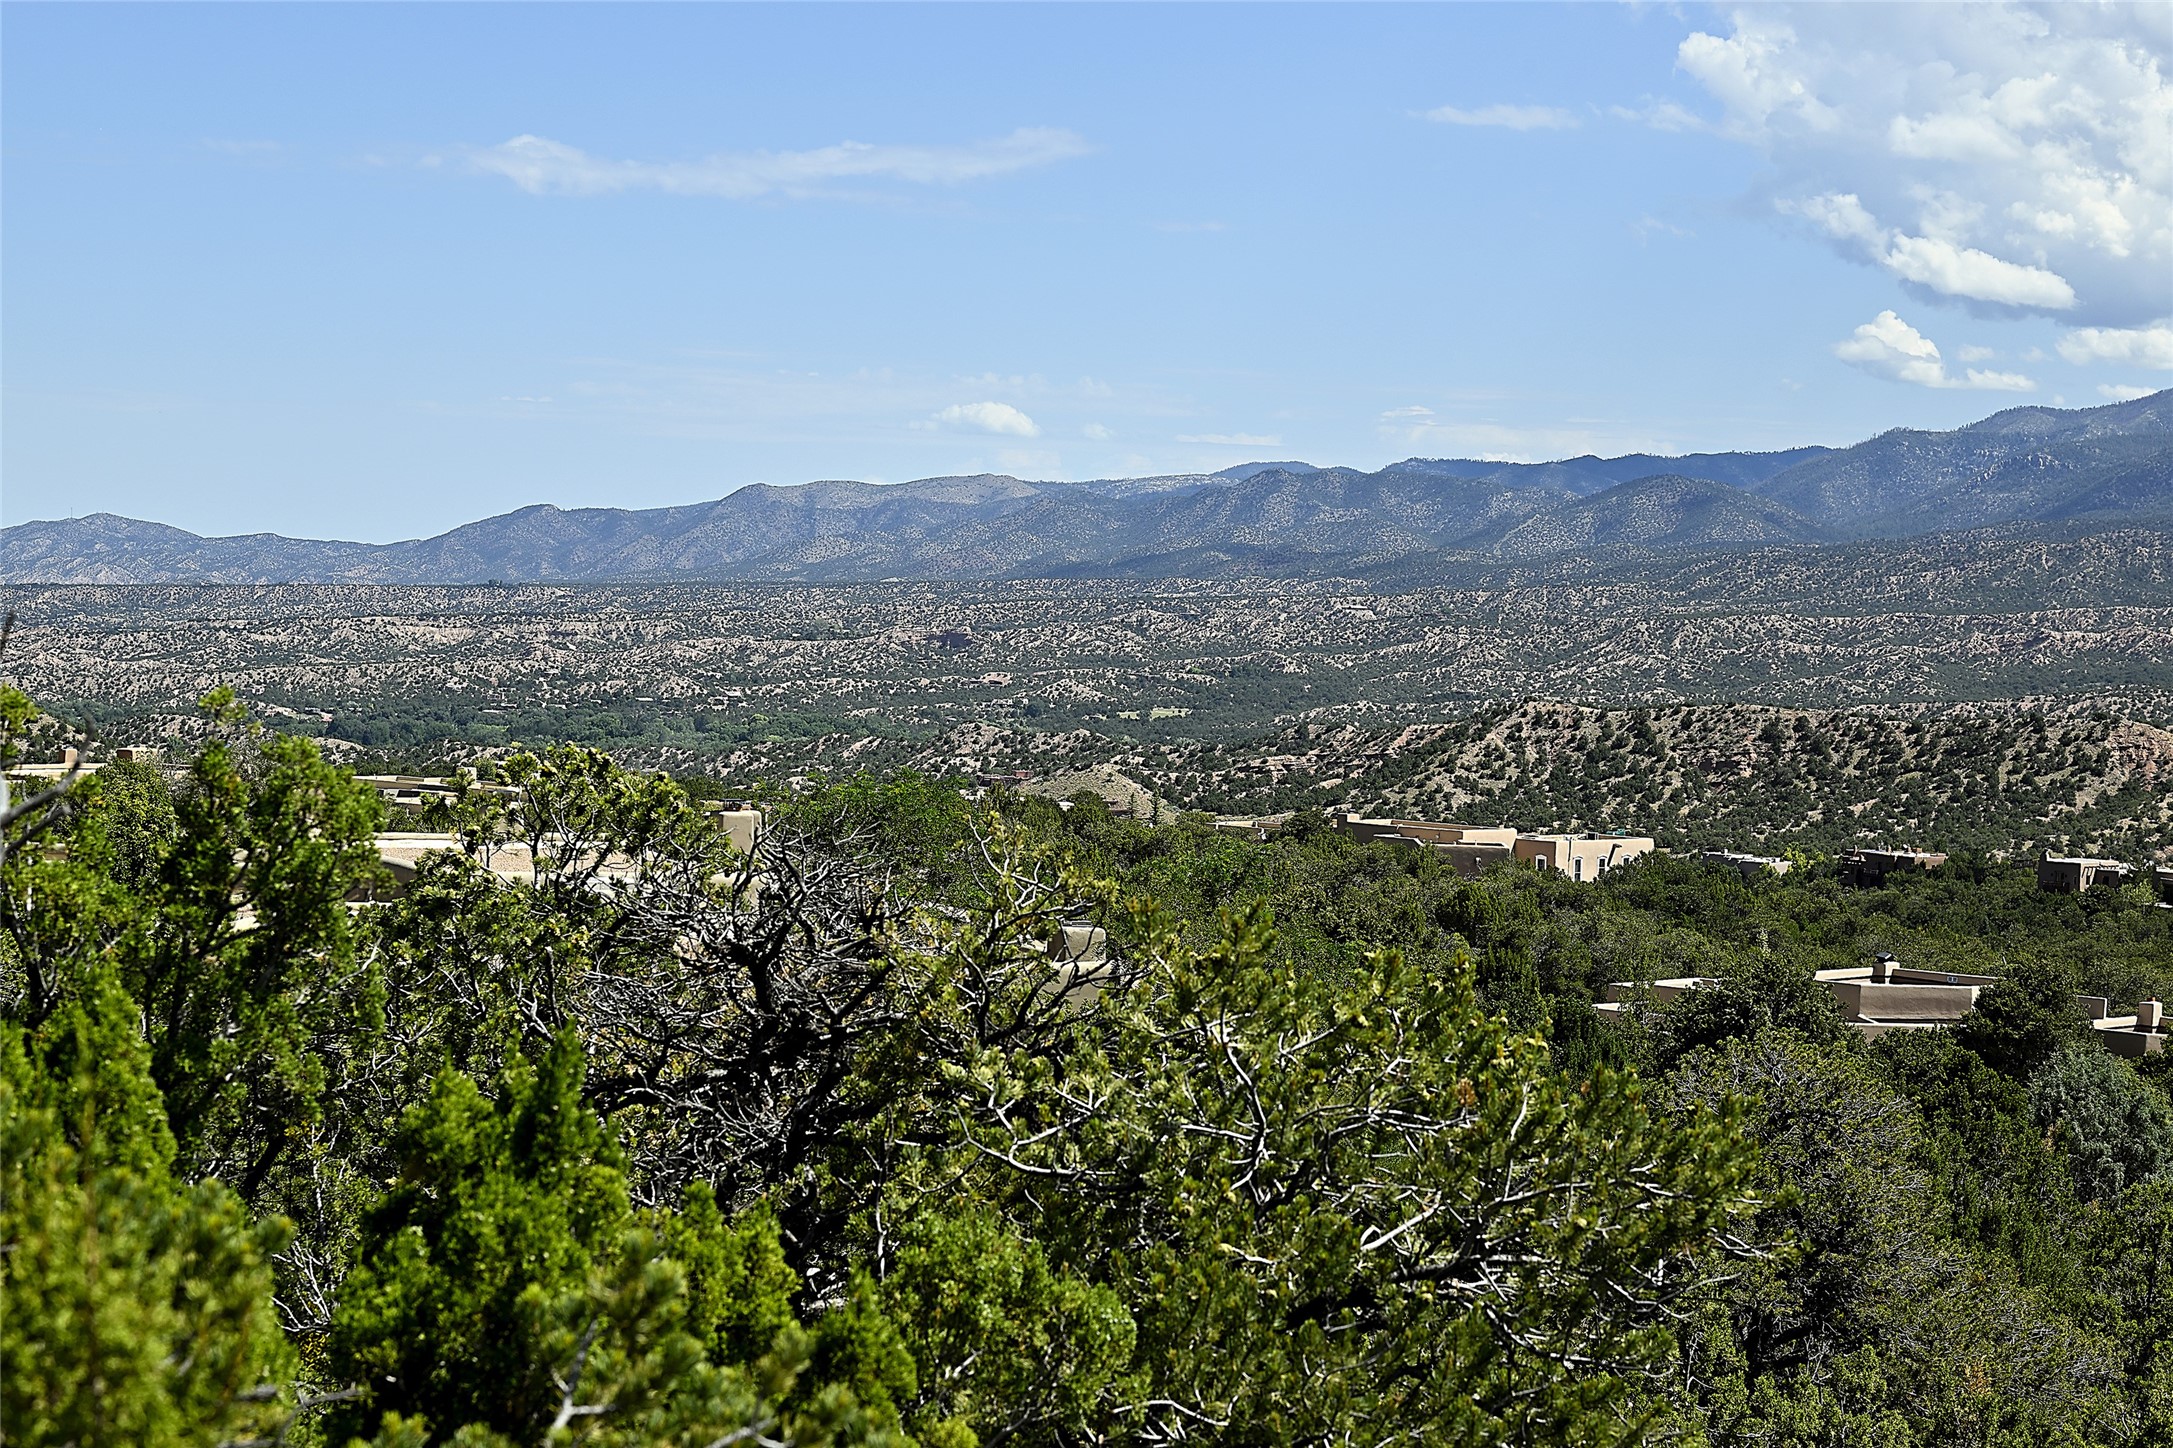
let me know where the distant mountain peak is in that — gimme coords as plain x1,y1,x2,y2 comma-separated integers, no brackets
8,394,2167,585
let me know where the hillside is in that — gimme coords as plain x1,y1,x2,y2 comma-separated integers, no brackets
1752,390,2173,534
1356,698,2173,860
5,392,2167,583
1480,474,1829,556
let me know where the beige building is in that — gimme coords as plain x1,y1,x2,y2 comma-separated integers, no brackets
1598,953,2165,1053
1838,848,1948,888
1596,954,1996,1041
1597,954,1996,1041
359,807,762,903
1047,922,1114,1008
355,773,523,814
359,833,540,900
1332,814,1657,882
706,805,761,856
1333,815,1515,848
1809,956,2000,1039
2088,997,2168,1057
1332,815,1523,878
1703,850,1791,880
1593,976,1722,1021
1512,833,1656,882
2037,855,2133,893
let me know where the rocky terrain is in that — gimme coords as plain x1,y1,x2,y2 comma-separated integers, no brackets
8,522,2172,860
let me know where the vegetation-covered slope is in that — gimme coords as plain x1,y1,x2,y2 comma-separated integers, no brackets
5,699,2171,1446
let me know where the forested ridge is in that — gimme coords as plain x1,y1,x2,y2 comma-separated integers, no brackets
5,686,2173,1447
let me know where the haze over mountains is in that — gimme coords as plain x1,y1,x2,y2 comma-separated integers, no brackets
8,391,2169,585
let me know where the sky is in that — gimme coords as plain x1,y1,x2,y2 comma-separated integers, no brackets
4,1,2168,542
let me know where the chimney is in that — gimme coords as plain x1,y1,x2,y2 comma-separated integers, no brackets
2140,1000,2164,1032
1873,953,1897,984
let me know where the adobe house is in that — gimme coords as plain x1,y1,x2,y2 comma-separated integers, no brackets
1331,815,1523,878
1704,850,1792,879
1809,955,1999,1039
1332,814,1516,848
1045,922,1114,1010
2090,998,2168,1058
2037,855,2134,893
1595,953,2160,1053
1512,833,1657,882
1596,954,1998,1042
1593,976,1723,1022
1837,848,1948,888
356,807,762,903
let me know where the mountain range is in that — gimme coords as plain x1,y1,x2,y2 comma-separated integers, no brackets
7,390,2169,584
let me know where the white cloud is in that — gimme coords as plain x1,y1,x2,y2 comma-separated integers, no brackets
1667,5,2171,325
2056,321,2173,370
1080,422,1114,440
1676,15,1842,138
1176,432,1282,447
1784,193,2077,308
1372,405,1677,460
1881,233,2076,309
1954,343,1998,362
931,401,1040,437
1957,370,2039,393
463,127,1090,199
1422,104,1579,131
1834,311,1947,387
1833,310,2037,390
1791,191,1886,249
2098,383,2159,401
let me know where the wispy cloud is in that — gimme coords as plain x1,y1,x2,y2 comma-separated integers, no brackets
927,401,1040,437
1609,99,1707,132
2098,383,2159,401
1177,432,1282,447
1630,214,1692,242
459,127,1091,199
2057,323,2173,371
1421,104,1579,131
1374,408,1674,463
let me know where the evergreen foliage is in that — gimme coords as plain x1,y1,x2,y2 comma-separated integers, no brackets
3,700,2170,1446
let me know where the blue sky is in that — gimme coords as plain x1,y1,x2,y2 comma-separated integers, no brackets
5,2,2168,541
